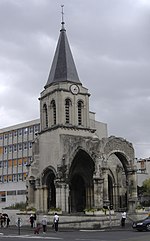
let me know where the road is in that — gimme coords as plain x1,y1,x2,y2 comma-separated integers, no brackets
0,228,150,241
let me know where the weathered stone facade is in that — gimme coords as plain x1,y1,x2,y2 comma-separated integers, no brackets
27,20,137,214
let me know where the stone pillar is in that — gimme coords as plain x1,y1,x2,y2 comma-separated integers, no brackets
127,169,138,212
28,179,35,207
40,188,44,212
93,177,104,209
102,168,109,203
55,179,69,212
35,188,40,211
43,185,48,213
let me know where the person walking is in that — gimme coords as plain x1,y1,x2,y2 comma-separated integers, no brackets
41,215,47,233
53,213,59,232
30,214,34,228
121,211,126,227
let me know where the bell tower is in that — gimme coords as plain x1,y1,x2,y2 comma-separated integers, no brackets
39,7,92,134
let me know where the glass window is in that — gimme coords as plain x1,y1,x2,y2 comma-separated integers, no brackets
18,129,22,136
9,145,12,153
4,146,7,154
24,142,27,150
13,131,17,137
29,126,33,133
18,143,22,151
29,141,32,149
23,127,28,135
13,144,17,152
13,174,17,182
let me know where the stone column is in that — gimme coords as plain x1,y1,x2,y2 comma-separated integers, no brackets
28,179,35,207
40,188,44,212
43,185,48,213
102,168,109,203
93,177,104,209
127,169,138,212
35,188,40,211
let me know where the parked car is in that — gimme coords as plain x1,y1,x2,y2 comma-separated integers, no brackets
132,216,150,231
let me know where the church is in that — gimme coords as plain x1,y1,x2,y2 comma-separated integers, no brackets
27,17,137,214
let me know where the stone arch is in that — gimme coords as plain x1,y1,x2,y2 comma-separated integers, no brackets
42,166,57,210
101,136,136,211
68,149,95,212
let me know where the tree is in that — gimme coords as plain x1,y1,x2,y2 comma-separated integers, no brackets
143,178,150,196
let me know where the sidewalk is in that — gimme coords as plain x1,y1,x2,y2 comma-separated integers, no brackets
0,223,133,236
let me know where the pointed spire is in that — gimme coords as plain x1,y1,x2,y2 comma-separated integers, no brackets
44,6,81,89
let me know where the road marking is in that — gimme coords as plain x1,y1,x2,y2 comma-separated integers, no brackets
1,235,62,239
80,229,105,232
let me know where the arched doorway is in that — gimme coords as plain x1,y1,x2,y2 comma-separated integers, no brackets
69,149,95,213
70,174,86,212
42,168,56,210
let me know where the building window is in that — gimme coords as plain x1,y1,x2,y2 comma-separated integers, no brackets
4,175,7,182
18,143,22,151
78,100,84,126
0,135,3,140
18,129,22,136
4,134,8,139
24,142,27,150
51,100,56,125
7,190,16,195
9,145,12,153
34,125,39,134
65,98,72,124
13,174,17,182
18,173,23,181
29,126,33,133
0,191,6,202
4,161,8,168
29,141,32,149
0,176,2,182
13,130,17,137
43,103,48,128
4,146,7,154
9,132,12,138
17,190,26,195
13,144,17,152
23,128,28,135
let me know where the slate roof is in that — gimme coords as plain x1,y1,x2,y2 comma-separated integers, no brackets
44,22,81,89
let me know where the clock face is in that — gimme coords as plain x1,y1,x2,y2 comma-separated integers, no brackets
70,84,79,95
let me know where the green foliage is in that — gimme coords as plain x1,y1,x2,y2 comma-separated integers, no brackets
3,202,27,210
143,178,150,195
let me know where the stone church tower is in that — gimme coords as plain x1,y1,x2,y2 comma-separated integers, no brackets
27,19,137,213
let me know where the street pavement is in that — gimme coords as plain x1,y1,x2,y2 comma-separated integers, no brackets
0,224,150,241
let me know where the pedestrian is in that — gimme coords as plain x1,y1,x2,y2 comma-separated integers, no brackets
6,216,10,227
53,212,59,232
34,222,41,234
30,214,34,228
41,215,47,233
121,211,126,227
33,213,37,228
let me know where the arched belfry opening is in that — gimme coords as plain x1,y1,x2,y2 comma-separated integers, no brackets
69,150,95,213
42,167,56,211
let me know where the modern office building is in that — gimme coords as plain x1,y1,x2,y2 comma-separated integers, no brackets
0,119,40,209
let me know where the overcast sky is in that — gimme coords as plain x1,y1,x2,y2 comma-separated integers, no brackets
0,0,150,159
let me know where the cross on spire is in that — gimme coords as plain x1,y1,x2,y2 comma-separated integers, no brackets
61,5,65,30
